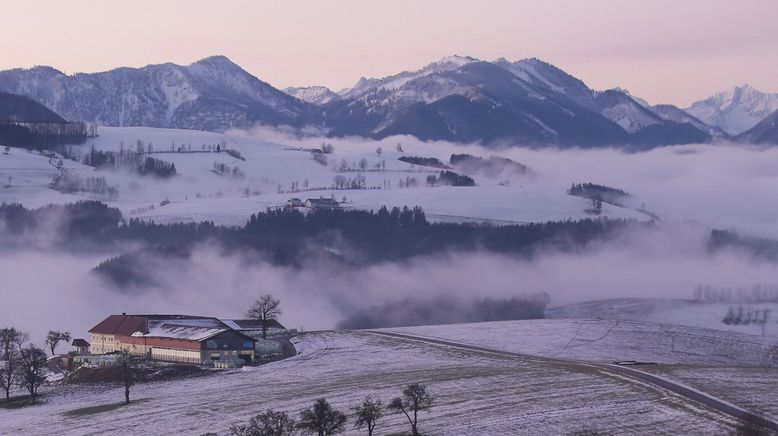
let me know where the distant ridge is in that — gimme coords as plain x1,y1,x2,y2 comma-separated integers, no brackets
0,55,727,148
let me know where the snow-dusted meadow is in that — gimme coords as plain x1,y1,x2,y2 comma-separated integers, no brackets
388,319,778,366
4,126,778,238
548,298,778,338
0,331,739,435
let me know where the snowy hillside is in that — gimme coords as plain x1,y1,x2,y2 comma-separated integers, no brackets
0,331,739,435
686,84,778,135
0,126,649,227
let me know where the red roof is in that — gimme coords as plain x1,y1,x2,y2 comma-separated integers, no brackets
88,315,148,336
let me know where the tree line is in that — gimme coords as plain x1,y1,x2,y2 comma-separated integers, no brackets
398,156,450,169
0,201,656,283
449,153,530,176
83,146,177,178
567,183,629,206
0,122,87,151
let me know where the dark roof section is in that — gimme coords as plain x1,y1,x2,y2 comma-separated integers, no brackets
71,338,90,347
88,315,148,336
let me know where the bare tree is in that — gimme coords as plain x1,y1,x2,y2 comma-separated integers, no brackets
44,330,71,356
375,147,383,156
298,398,347,436
353,396,383,436
0,327,27,400
18,344,47,400
388,383,433,436
116,349,141,404
246,295,282,339
230,409,297,436
358,158,368,172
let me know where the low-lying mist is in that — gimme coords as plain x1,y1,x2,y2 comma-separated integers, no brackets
3,219,777,346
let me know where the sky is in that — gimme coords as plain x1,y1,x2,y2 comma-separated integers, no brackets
0,0,776,106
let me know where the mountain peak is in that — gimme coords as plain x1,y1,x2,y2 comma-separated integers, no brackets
190,55,239,69
687,84,778,135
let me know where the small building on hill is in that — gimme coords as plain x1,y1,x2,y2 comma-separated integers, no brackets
71,338,90,355
304,197,339,209
287,198,303,208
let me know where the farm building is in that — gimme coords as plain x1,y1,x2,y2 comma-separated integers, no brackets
304,197,339,209
88,314,264,367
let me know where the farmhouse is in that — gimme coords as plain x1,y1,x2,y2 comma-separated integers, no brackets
88,314,259,367
304,197,339,209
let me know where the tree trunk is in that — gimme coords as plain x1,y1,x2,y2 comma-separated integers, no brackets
262,320,268,339
125,386,130,404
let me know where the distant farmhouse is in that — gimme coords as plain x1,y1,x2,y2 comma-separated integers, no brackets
304,197,339,209
88,314,285,367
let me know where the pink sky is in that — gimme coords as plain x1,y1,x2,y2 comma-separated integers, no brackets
1,0,776,106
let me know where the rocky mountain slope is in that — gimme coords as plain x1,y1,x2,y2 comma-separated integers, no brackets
736,109,778,144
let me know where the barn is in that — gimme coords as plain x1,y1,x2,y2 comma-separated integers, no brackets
88,314,257,367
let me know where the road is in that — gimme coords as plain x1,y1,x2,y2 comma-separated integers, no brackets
366,330,778,432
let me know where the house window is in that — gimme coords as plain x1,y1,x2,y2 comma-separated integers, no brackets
206,340,216,349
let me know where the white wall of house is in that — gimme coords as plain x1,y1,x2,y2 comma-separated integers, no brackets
90,334,115,354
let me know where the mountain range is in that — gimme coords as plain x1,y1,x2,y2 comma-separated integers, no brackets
0,55,776,148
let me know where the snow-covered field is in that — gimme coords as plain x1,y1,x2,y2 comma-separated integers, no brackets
642,365,778,421
548,298,778,338
388,319,778,366
0,331,738,435
0,126,650,226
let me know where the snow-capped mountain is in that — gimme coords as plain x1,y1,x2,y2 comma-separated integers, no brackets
322,55,709,147
0,56,312,131
0,54,715,148
736,109,778,144
283,86,339,105
686,84,778,135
